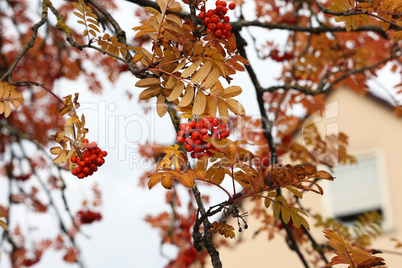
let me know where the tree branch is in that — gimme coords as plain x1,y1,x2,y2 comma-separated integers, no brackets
232,19,387,34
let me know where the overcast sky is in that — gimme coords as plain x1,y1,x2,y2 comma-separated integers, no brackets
0,0,400,267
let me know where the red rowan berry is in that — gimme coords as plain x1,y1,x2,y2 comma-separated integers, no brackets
75,167,82,174
72,169,77,175
90,163,97,171
192,131,201,140
202,117,211,128
198,12,205,20
176,136,184,144
194,147,204,153
77,173,85,179
85,157,91,164
185,125,192,135
83,167,90,175
221,7,228,14
83,139,89,143
91,142,97,148
201,128,208,135
216,0,223,6
185,144,193,152
224,16,230,22
79,161,86,168
102,151,107,157
220,131,229,138
217,21,224,29
215,29,223,37
204,17,211,25
219,14,225,19
95,158,103,166
179,123,186,130
224,23,232,31
194,139,202,146
71,156,77,163
196,122,203,130
208,23,217,30
187,138,195,146
216,6,225,14
211,15,219,23
229,3,236,10
188,121,196,128
221,1,227,7
212,117,220,126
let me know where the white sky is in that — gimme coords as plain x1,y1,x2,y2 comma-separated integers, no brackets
0,0,400,267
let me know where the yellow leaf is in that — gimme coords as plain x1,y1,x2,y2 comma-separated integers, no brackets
156,0,167,11
193,41,204,57
178,85,194,107
181,58,202,78
135,78,160,87
192,90,206,115
221,86,242,98
166,14,183,27
168,2,182,12
212,167,225,184
167,80,184,101
73,11,85,20
156,94,168,117
3,101,11,118
191,61,212,84
164,75,177,89
0,220,8,232
211,81,224,95
163,22,187,37
139,87,162,100
394,31,402,43
148,173,165,189
50,147,63,155
172,60,186,73
205,95,217,117
72,2,84,13
224,98,245,116
273,202,280,218
200,67,220,89
217,99,228,122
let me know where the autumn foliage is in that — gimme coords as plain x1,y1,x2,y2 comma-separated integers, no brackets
0,0,401,267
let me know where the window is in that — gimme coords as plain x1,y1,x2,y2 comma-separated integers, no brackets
323,149,393,230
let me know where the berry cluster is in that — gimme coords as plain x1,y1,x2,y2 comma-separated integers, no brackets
77,209,102,224
176,117,230,159
70,139,107,179
270,49,294,62
198,1,236,39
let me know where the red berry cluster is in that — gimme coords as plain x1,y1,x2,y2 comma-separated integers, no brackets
77,209,102,224
270,49,293,62
198,1,236,39
176,117,230,159
70,139,107,179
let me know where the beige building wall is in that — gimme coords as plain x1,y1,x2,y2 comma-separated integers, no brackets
214,88,402,267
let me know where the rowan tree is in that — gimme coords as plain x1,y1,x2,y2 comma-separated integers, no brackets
0,0,401,267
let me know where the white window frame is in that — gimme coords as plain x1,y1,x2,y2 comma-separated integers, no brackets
322,148,394,231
